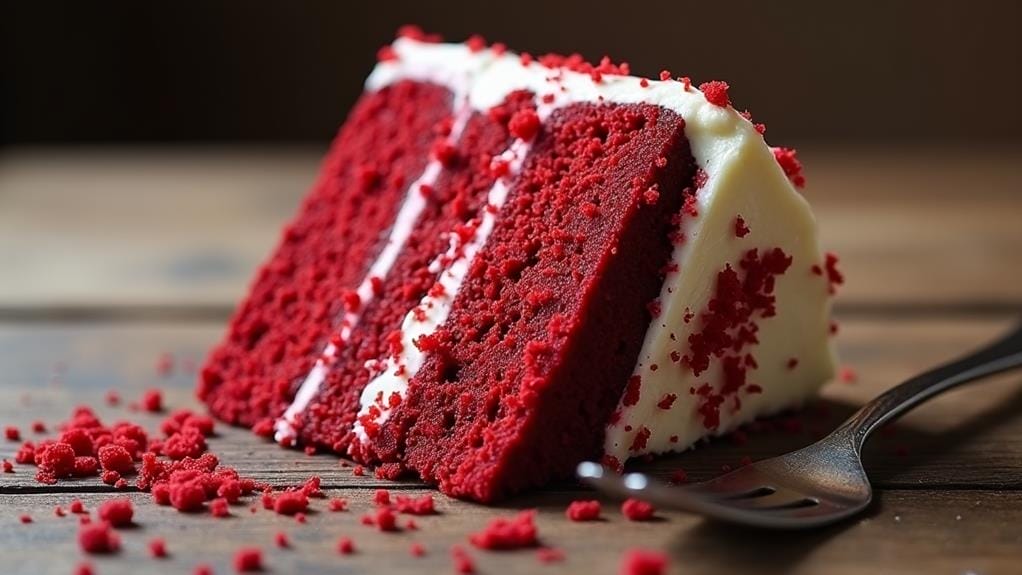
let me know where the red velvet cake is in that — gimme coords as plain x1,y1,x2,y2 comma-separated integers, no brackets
199,28,838,502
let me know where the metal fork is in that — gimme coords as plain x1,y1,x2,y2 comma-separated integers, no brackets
578,323,1022,529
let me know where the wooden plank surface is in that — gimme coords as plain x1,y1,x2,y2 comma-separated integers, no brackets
1,146,1021,574
2,147,1021,310
1,316,1021,574
2,489,1020,575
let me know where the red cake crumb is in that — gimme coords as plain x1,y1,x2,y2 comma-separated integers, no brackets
824,252,844,294
619,549,668,575
274,532,289,548
368,507,399,532
101,470,120,485
210,497,230,517
273,491,309,516
509,109,541,141
169,479,207,512
141,389,163,413
2,459,12,473
469,510,538,550
621,498,655,521
31,420,46,434
352,465,365,476
377,45,398,62
98,445,135,474
839,366,858,383
406,518,419,530
39,442,76,478
669,469,688,484
70,500,86,514
658,70,671,81
294,512,307,524
74,562,94,575
19,514,32,523
787,357,800,370
698,81,730,107
252,419,274,438
79,521,120,554
105,390,121,406
60,428,93,456
149,537,168,558
538,547,565,563
452,545,476,574
161,409,215,437
194,565,214,575
394,494,436,515
734,215,750,238
233,547,262,572
373,489,391,506
772,147,806,188
656,394,677,410
55,506,66,517
629,427,651,452
410,542,427,557
466,34,486,52
622,375,642,407
98,498,133,527
329,498,349,512
566,499,601,521
337,536,355,555
5,426,21,441
300,476,323,498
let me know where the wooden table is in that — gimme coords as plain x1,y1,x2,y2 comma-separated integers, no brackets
1,146,1020,574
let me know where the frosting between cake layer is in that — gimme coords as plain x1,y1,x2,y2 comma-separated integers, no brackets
273,84,475,443
284,37,837,462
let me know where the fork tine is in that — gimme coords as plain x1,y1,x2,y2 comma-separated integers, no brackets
577,461,864,529
720,488,817,510
680,467,771,498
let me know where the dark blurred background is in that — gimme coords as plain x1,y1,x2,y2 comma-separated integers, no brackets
2,0,1020,146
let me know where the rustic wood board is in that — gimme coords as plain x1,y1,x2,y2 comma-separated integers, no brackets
1,147,1021,574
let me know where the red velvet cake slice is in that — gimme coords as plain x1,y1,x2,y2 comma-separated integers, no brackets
199,29,838,502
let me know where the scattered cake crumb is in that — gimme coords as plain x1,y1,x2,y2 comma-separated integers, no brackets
566,499,601,521
149,537,168,558
233,548,263,572
621,498,655,521
78,521,120,554
452,545,475,574
620,549,668,575
97,498,133,527
537,547,565,563
469,510,538,549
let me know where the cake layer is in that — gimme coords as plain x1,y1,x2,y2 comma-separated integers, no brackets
376,101,696,500
199,80,453,428
296,91,538,454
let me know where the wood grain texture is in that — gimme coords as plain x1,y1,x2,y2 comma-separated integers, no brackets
2,147,1021,310
1,489,1020,575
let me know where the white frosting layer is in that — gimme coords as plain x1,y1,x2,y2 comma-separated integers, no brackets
352,139,531,442
273,74,477,443
293,37,836,460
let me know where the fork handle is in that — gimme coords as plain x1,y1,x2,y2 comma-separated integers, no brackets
838,322,1022,450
